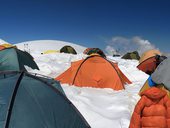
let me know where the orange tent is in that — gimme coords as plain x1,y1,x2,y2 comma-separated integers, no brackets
139,49,161,63
0,45,5,50
56,55,131,90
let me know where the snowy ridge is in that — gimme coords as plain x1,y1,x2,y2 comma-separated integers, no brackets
15,40,86,53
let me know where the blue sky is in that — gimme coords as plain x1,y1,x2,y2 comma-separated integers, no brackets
0,0,170,52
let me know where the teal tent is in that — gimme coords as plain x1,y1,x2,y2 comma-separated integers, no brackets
0,71,90,128
0,48,39,71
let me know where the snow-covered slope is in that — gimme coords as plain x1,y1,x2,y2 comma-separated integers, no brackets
30,53,148,128
15,40,86,53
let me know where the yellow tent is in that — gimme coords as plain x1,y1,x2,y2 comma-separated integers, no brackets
0,43,17,50
42,50,59,54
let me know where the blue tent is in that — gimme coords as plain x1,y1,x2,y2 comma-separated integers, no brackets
0,71,90,128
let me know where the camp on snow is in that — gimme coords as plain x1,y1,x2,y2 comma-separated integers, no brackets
56,55,131,90
0,71,90,128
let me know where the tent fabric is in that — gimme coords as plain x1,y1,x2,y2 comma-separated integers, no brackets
139,49,161,63
0,48,39,71
86,48,106,58
0,71,90,128
121,51,140,60
60,45,77,54
151,57,170,91
56,55,131,90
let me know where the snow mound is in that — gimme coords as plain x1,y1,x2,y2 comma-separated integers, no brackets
15,40,86,54
25,51,148,128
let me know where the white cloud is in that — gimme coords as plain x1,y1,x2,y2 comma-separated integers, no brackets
105,45,118,55
132,36,156,54
111,37,130,45
105,36,157,55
